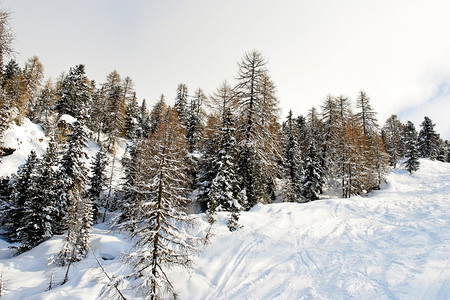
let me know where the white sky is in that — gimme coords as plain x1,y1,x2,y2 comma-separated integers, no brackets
3,0,450,139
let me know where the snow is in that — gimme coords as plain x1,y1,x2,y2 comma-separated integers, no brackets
0,158,448,299
1,119,449,299
0,119,48,177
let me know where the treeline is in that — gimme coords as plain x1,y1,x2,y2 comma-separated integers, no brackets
0,8,449,299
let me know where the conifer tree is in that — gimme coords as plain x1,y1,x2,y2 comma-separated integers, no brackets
207,109,245,229
404,121,420,173
57,115,92,265
418,116,440,160
174,83,189,125
56,64,91,119
0,8,14,71
382,115,405,168
88,146,109,222
122,107,198,299
4,150,39,243
281,110,303,202
149,95,168,136
23,56,44,119
2,60,29,124
18,140,60,252
302,143,323,201
234,50,281,208
186,88,206,152
124,92,140,140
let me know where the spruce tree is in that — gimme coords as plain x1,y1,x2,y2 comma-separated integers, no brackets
404,121,420,173
18,140,60,252
302,143,323,201
207,109,245,230
56,64,91,119
88,146,109,222
382,115,405,167
281,110,303,202
4,150,39,243
418,116,440,160
57,116,92,265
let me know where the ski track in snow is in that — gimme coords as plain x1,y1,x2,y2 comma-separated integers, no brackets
0,137,449,300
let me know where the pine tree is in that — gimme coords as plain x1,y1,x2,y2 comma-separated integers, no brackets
57,116,92,265
124,92,140,140
404,121,420,173
418,116,440,160
88,146,109,222
121,107,198,299
186,88,206,152
4,150,39,244
281,110,303,202
207,109,245,229
18,140,60,252
174,83,189,125
56,64,92,120
382,115,405,168
302,143,323,201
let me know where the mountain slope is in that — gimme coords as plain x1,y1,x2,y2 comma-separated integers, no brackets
0,160,449,299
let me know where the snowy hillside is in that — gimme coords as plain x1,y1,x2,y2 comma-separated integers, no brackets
0,159,449,299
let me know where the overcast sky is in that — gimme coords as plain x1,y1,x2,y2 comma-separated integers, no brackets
3,0,450,139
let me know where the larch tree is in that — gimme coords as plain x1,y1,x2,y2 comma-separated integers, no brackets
122,107,199,300
23,56,44,119
234,50,281,209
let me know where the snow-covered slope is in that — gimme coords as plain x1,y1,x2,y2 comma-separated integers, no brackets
1,158,449,299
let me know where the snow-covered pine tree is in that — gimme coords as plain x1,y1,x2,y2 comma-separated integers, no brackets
56,64,92,120
281,110,303,202
174,83,189,126
4,150,38,243
382,115,405,168
404,121,420,173
88,146,109,222
302,143,323,201
418,116,440,160
123,107,199,299
207,109,245,230
0,176,12,228
56,115,92,265
18,139,60,252
186,88,206,153
124,92,140,140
